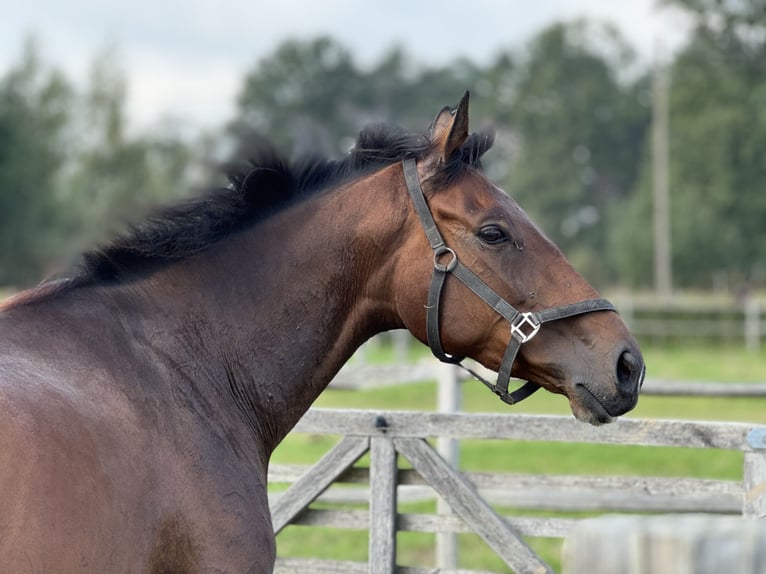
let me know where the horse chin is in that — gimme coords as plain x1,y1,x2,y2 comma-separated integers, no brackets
526,370,618,426
567,384,615,426
569,400,614,426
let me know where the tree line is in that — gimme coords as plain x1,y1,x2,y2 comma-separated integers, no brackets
1,0,763,292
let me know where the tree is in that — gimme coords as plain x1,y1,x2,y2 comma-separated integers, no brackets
230,37,480,159
506,22,651,286
0,38,72,286
232,37,364,156
616,0,766,288
62,49,200,254
0,42,203,288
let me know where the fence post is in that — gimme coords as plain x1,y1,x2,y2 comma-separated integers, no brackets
744,428,766,518
392,329,411,363
436,363,461,569
369,433,398,574
745,297,761,352
616,294,634,328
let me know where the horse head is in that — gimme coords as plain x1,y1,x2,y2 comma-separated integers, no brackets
395,93,644,425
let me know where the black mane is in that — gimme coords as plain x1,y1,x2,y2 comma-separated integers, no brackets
74,122,494,286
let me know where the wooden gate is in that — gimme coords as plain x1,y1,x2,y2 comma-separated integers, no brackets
269,409,766,574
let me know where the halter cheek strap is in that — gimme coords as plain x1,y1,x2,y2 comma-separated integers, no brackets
402,157,617,405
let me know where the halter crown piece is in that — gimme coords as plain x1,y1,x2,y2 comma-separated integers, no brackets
402,157,618,405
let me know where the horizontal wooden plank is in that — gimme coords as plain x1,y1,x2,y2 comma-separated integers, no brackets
269,467,741,513
631,318,750,336
275,557,500,574
460,472,741,498
283,508,578,538
270,487,739,515
615,301,759,314
642,379,766,397
397,513,577,539
274,558,367,573
271,465,740,497
394,568,499,574
291,409,761,451
270,463,360,484
481,488,739,514
460,472,741,513
333,356,766,398
395,568,501,574
331,361,440,389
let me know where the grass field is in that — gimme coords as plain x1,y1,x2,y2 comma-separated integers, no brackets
271,341,766,572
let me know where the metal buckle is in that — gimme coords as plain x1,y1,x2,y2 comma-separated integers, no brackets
433,246,458,272
511,312,541,343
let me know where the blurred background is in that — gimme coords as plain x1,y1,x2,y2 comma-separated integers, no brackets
0,0,764,341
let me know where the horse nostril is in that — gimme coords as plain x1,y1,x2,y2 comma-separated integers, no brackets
616,349,644,393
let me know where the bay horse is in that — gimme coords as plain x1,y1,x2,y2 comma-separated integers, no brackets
0,93,643,572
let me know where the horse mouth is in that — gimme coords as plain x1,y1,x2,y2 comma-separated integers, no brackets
569,383,614,426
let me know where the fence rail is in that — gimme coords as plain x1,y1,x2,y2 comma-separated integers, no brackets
271,465,742,515
613,296,763,350
269,409,766,574
355,296,765,356
332,359,766,399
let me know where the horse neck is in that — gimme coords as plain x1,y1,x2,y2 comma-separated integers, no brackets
133,164,409,457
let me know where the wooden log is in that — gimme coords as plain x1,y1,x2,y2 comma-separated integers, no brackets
286,507,578,538
563,514,766,574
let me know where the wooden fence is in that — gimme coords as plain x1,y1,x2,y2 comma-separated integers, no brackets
332,358,766,399
269,409,766,574
614,295,764,350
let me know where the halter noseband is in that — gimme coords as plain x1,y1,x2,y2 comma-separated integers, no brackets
402,157,617,405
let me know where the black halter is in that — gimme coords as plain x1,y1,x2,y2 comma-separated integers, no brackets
403,157,618,405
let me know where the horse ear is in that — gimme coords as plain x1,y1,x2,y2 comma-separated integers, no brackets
429,106,454,140
431,91,470,163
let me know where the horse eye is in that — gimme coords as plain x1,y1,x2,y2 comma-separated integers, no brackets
478,225,509,245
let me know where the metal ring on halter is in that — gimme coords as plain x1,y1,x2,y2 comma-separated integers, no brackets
433,246,458,272
510,312,541,344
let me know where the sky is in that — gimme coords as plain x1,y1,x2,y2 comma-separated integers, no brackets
1,1,691,132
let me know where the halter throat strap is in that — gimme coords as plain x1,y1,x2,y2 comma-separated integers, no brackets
402,156,617,405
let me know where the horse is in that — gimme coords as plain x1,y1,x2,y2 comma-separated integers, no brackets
0,92,644,573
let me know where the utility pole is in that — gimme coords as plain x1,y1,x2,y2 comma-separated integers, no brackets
652,61,672,297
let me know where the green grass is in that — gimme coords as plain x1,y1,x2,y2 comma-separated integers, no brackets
641,342,766,383
273,343,766,572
